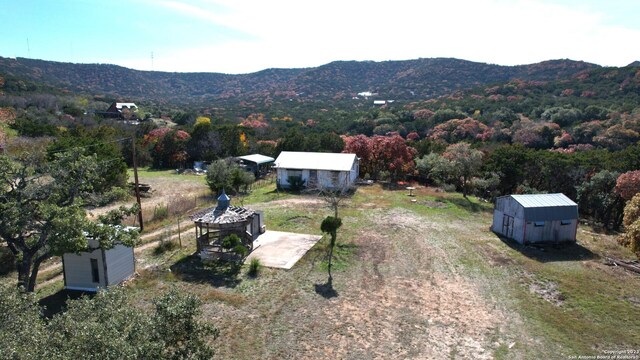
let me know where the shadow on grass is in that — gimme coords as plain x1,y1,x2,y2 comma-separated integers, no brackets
314,278,338,299
496,233,598,263
170,255,242,288
0,247,15,275
39,289,93,318
381,182,409,191
447,196,492,213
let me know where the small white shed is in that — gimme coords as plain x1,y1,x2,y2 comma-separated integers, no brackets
491,193,578,245
274,151,359,190
62,238,135,292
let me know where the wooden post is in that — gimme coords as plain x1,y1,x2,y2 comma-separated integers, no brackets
132,137,144,231
178,218,182,247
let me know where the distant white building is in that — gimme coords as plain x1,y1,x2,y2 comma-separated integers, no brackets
99,102,139,119
491,193,578,245
274,151,359,190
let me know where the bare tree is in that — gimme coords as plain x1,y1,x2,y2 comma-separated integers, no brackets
315,184,354,219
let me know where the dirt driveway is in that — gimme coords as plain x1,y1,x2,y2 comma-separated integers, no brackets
208,205,520,359
294,208,510,359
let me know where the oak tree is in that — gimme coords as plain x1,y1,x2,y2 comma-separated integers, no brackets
0,151,138,292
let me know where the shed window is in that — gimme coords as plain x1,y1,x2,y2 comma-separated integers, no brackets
534,221,545,227
560,220,572,225
90,258,100,283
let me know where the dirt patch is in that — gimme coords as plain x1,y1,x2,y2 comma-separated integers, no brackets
417,200,448,208
521,272,565,306
301,274,504,359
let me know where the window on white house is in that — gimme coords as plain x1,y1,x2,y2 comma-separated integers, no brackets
288,170,302,178
534,221,545,227
560,220,572,225
331,171,340,184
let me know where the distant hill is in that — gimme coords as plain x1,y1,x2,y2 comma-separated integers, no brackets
0,56,600,104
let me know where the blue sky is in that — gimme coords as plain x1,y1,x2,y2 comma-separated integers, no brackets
1,0,639,74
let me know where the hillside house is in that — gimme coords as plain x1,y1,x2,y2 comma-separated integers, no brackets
97,102,138,119
491,193,578,245
274,151,359,190
62,230,136,292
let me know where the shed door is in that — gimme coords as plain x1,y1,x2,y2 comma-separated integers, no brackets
502,215,514,238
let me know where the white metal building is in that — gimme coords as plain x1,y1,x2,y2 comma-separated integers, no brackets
62,238,135,292
491,193,578,245
274,151,359,190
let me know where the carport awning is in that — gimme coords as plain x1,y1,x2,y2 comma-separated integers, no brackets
238,154,275,165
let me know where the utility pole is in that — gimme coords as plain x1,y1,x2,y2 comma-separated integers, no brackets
132,137,144,231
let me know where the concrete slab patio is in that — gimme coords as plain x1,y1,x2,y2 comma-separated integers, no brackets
246,230,323,269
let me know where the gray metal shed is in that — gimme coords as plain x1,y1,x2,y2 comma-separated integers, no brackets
62,228,136,292
491,193,578,244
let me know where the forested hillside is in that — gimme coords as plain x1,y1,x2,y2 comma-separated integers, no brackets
0,56,597,103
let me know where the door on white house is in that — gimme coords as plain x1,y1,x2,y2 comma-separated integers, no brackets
309,170,317,187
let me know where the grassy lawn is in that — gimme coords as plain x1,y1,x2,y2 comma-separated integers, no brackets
5,179,639,358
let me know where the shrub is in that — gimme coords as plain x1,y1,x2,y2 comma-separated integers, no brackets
222,234,241,250
287,176,306,191
247,258,261,277
153,240,178,256
233,244,249,258
153,204,169,221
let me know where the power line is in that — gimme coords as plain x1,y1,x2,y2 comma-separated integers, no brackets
46,137,131,155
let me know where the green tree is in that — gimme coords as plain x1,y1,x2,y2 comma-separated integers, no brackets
206,159,233,195
230,166,255,194
206,159,254,195
0,286,47,358
0,151,139,292
0,286,217,359
47,125,128,196
442,142,483,197
320,216,342,284
621,193,640,257
576,170,624,230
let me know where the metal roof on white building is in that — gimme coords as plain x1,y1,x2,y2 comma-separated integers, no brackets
510,193,578,220
511,193,577,208
238,154,275,164
274,152,357,171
